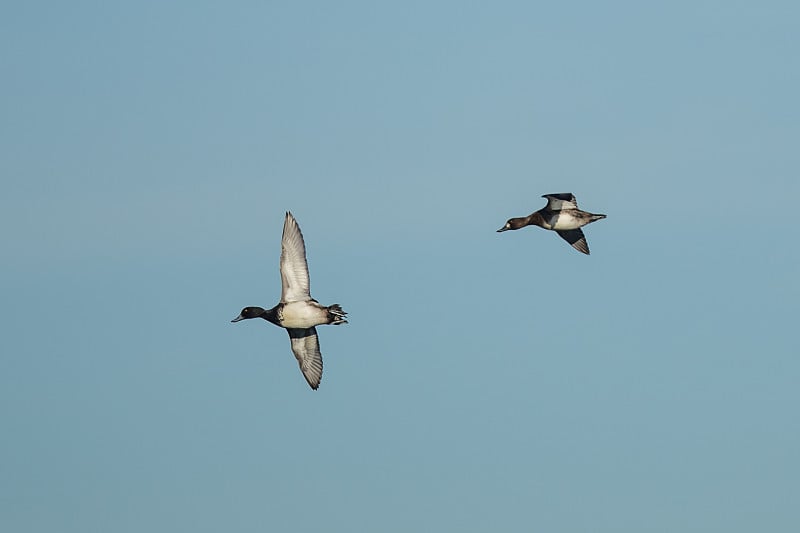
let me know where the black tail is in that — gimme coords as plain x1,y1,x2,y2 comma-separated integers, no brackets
328,304,348,325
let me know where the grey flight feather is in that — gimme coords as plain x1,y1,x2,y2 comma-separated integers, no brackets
556,228,590,255
287,327,323,390
280,211,312,303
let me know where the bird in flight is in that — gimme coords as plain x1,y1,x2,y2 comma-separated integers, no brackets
497,193,606,255
232,212,347,390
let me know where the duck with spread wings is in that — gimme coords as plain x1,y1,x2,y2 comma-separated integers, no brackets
497,193,606,255
232,212,347,390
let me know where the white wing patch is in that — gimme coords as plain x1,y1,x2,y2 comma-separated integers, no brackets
280,212,312,303
543,193,579,211
288,327,323,390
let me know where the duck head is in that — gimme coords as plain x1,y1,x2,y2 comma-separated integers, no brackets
497,218,527,232
231,306,266,322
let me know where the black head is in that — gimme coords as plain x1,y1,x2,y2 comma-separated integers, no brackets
497,218,525,232
231,306,266,323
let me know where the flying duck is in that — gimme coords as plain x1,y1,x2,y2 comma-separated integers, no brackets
232,211,347,390
497,193,606,255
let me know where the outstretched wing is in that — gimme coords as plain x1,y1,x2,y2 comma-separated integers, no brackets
287,328,323,390
280,212,312,303
543,193,579,211
556,229,590,255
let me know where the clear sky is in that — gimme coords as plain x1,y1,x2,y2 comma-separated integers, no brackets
2,1,798,531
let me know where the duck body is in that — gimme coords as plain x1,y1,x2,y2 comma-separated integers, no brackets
534,208,605,231
497,193,606,255
279,301,346,329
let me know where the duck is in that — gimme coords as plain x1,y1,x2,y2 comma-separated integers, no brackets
497,193,606,255
232,211,347,390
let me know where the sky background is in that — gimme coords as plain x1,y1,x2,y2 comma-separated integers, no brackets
2,1,799,531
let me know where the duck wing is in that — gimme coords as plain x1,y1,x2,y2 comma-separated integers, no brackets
542,193,579,211
280,211,312,303
287,327,323,390
556,228,590,255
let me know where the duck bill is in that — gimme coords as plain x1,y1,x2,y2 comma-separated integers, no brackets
231,315,245,323
496,227,509,232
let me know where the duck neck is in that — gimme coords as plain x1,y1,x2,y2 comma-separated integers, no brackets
527,212,546,227
259,305,281,326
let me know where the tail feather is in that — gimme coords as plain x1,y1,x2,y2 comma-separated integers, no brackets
328,304,348,325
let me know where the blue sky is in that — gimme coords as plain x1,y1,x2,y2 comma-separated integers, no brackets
2,1,798,531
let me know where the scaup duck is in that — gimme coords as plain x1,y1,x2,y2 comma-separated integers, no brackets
232,211,347,390
497,193,606,255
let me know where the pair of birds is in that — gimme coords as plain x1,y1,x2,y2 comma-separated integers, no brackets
232,193,606,390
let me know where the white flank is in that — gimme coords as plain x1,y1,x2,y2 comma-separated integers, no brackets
281,302,329,329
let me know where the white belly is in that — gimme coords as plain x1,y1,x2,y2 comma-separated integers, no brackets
548,212,584,230
281,302,327,328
